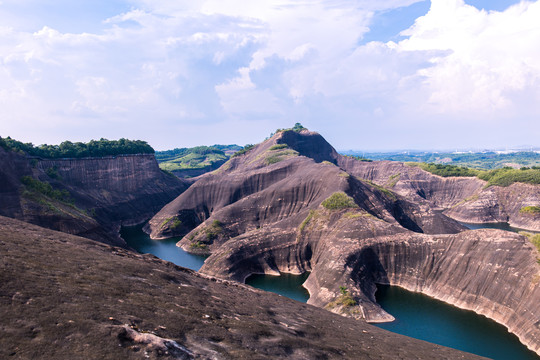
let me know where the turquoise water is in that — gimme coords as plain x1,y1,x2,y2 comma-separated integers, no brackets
375,285,539,360
121,224,539,359
459,221,533,233
120,225,206,271
245,272,310,302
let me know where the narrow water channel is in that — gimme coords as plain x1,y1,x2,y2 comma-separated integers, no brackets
121,223,539,359
120,225,206,271
375,285,540,360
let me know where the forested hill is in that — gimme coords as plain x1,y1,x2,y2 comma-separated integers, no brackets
0,137,154,158
155,145,241,176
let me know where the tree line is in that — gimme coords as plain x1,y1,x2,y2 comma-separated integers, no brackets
0,136,154,158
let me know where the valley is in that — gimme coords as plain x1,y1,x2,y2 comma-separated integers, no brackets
1,129,539,359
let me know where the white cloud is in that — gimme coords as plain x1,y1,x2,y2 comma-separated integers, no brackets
398,0,540,115
0,0,539,150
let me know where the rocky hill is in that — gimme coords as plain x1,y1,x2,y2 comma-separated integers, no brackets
338,158,540,231
147,129,540,356
0,146,188,246
0,215,484,359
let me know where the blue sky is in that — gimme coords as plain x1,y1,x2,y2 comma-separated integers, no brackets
0,0,538,151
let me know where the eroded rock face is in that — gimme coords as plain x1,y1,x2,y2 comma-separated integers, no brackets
147,130,462,244
0,148,188,246
338,159,540,231
148,129,540,355
0,216,484,359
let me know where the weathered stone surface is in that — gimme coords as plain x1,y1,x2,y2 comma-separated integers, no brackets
148,130,540,356
339,159,540,231
147,130,462,244
0,147,188,246
0,215,484,359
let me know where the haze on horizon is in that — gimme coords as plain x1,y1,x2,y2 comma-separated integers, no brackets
0,0,538,152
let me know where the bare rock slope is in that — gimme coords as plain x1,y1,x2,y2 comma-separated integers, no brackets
148,129,540,356
0,147,188,246
338,159,540,231
0,215,484,359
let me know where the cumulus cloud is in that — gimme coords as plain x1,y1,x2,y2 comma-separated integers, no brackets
398,0,540,116
0,0,538,150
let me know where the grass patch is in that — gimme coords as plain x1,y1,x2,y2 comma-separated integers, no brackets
232,144,255,158
326,287,357,309
189,241,208,250
299,210,316,234
160,216,182,230
321,192,358,210
264,149,299,165
269,144,288,151
362,179,397,201
414,163,480,177
520,206,540,215
410,162,540,187
478,167,540,187
20,176,72,204
205,220,223,241
386,173,400,188
520,232,540,255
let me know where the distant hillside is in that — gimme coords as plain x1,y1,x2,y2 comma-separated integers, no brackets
343,150,540,170
155,145,242,178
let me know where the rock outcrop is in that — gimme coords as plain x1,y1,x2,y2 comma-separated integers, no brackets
0,215,484,359
0,147,188,246
338,159,540,231
147,129,540,356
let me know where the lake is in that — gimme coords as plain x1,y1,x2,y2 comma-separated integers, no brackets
375,285,539,360
121,223,539,359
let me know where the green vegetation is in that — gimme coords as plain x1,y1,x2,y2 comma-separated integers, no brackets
157,146,229,172
269,144,288,151
160,216,182,230
405,162,540,187
189,241,208,250
321,192,358,210
20,176,72,203
265,149,299,165
326,286,357,309
520,232,540,254
386,173,400,188
408,163,480,177
477,167,540,187
361,179,397,201
0,136,154,158
205,220,223,241
299,210,316,234
45,166,60,180
267,123,307,138
520,206,540,215
343,155,372,162
232,144,255,158
346,150,540,169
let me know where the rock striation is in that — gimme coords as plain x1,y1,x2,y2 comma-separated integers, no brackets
0,215,484,359
0,147,188,246
338,158,540,231
148,129,540,356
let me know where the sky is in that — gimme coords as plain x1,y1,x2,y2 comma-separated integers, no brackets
0,0,538,151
